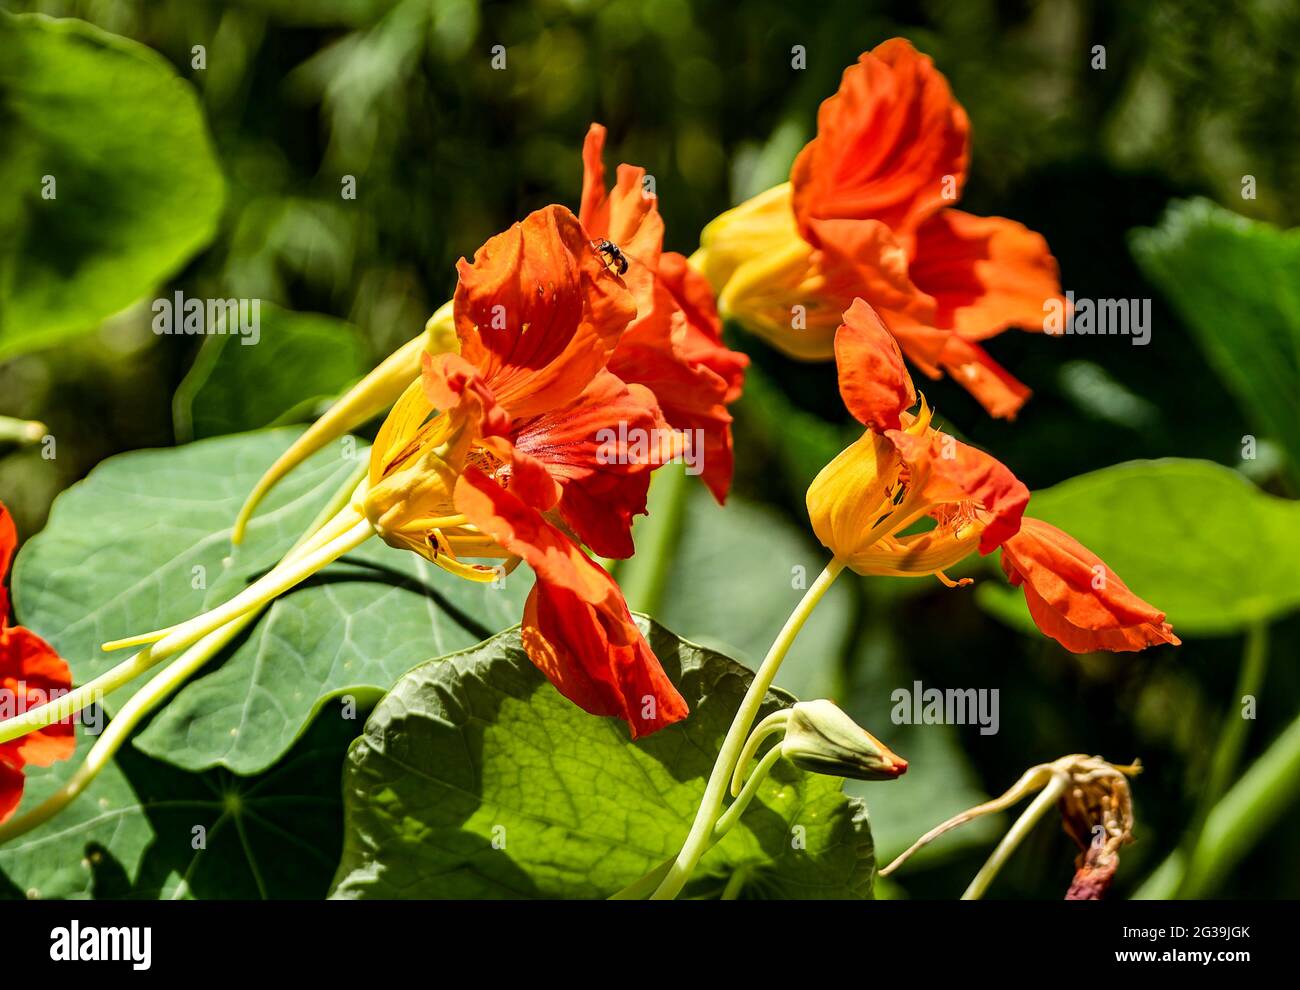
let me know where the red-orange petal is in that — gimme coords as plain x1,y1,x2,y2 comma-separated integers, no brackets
511,370,679,559
0,623,74,784
454,204,636,420
936,336,1033,420
834,298,916,431
909,209,1063,341
454,466,688,736
791,38,970,246
608,252,747,504
886,425,1029,554
1000,518,1180,653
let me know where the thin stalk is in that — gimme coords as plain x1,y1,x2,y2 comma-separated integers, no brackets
1171,621,1268,898
650,559,845,899
962,772,1069,900
104,519,373,656
610,742,785,900
0,460,368,842
0,416,45,446
617,464,690,617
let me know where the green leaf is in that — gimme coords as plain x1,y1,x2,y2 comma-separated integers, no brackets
331,619,875,899
0,703,359,900
1131,199,1300,482
12,428,528,776
0,13,225,357
975,459,1300,638
653,484,854,701
172,303,369,442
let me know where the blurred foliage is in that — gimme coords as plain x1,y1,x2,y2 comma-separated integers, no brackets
2,0,1299,898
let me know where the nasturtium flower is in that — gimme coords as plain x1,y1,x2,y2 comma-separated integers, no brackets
808,299,1178,653
0,502,74,823
363,204,689,737
781,699,908,781
580,124,748,503
232,124,745,540
697,38,1065,419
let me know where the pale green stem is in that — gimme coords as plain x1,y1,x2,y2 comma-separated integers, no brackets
1171,621,1268,898
650,559,845,900
730,709,790,797
720,867,749,900
962,772,1069,900
0,460,368,842
610,742,785,900
1138,698,1300,899
0,416,45,446
106,518,373,656
0,505,373,746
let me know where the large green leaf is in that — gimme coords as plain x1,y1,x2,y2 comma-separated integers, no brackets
331,620,876,899
173,304,369,441
13,428,528,775
0,703,358,900
1131,199,1300,481
0,13,225,356
976,459,1300,638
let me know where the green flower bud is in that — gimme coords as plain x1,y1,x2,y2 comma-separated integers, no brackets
781,700,908,781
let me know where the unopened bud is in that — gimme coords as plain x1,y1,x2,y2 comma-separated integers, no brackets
781,700,907,781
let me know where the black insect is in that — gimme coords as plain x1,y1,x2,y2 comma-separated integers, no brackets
592,238,629,276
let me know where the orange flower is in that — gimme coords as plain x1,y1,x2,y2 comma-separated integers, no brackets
363,204,688,736
1,502,75,823
808,300,1177,653
698,38,1064,419
580,124,748,502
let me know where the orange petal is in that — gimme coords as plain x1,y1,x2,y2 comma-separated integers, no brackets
885,424,1029,554
454,204,636,420
909,209,1063,341
512,371,679,559
791,39,969,245
936,336,1033,420
1000,518,1180,653
0,501,15,586
455,466,688,737
579,123,664,267
609,252,747,503
0,759,21,824
0,623,75,772
834,298,916,431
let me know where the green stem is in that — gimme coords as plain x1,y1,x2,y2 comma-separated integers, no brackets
650,559,845,900
617,464,690,616
1171,621,1268,898
610,742,785,900
1178,701,1300,898
962,772,1069,900
720,867,749,900
0,460,369,842
0,504,372,747
0,415,45,447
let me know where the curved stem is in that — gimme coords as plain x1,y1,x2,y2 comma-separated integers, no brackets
230,328,431,543
0,415,45,447
0,647,157,746
962,772,1069,900
104,519,374,656
609,741,786,900
1172,621,1268,898
0,460,369,841
650,559,845,900
1178,701,1300,898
